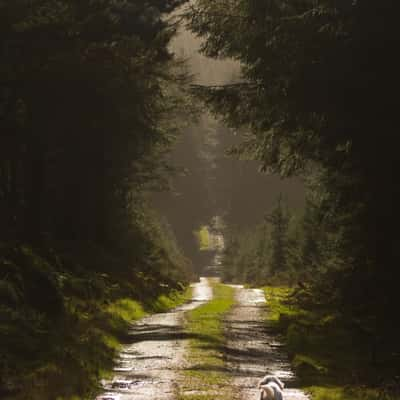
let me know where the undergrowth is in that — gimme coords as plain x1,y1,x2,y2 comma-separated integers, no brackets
147,288,193,313
306,386,383,400
263,286,400,400
0,243,191,400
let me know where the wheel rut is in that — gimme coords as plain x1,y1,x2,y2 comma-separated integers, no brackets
97,281,309,400
224,285,309,400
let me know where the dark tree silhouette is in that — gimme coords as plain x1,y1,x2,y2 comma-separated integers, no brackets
186,0,400,367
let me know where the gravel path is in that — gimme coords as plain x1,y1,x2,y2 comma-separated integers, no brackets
99,278,212,400
98,280,308,400
224,285,309,400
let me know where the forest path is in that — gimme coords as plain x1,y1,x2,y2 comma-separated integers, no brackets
100,277,212,400
224,285,309,400
99,281,308,400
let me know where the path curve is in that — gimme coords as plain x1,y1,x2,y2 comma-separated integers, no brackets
99,277,212,400
225,285,309,400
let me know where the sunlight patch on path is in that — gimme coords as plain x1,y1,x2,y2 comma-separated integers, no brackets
225,286,309,400
235,287,266,306
190,277,214,302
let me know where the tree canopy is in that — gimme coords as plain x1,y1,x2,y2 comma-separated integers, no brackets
0,0,192,244
0,1,194,397
186,0,400,350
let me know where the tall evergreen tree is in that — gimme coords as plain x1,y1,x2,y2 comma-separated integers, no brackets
267,196,290,274
0,1,193,397
186,0,400,329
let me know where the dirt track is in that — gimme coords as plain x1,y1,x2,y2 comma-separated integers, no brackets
224,285,309,400
99,280,308,400
100,278,212,399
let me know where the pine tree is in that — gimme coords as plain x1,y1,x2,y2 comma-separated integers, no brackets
266,196,290,274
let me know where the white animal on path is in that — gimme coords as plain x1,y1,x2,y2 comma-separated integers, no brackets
258,375,285,400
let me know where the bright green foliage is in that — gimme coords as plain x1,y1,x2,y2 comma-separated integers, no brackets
149,286,193,313
106,299,147,328
195,225,211,251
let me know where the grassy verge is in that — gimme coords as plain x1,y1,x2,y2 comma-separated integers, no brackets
103,286,192,346
147,287,193,313
0,243,192,400
94,285,193,383
2,290,192,400
263,286,400,400
306,386,382,400
179,280,235,400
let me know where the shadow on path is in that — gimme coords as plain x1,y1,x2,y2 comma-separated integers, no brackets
98,278,213,400
225,287,309,400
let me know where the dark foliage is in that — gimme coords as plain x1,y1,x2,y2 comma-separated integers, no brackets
187,0,400,376
0,0,193,398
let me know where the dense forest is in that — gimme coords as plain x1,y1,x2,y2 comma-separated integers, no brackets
0,1,193,398
151,24,305,270
186,0,400,389
2,0,400,398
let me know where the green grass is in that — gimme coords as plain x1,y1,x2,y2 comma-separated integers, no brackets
306,386,381,400
149,286,193,312
263,286,297,323
101,286,192,356
195,226,211,251
107,299,147,325
179,280,235,400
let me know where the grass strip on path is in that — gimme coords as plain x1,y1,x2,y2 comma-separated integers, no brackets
179,279,235,400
